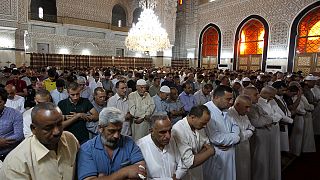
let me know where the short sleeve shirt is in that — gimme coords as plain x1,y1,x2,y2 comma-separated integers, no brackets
58,98,94,144
77,135,144,180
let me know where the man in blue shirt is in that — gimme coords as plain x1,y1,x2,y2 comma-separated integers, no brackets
179,82,196,114
77,107,146,180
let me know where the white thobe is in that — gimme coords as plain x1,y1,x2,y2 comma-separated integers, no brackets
258,98,282,180
203,101,240,180
107,93,131,136
172,118,210,180
228,107,254,180
136,134,187,180
5,95,25,113
272,95,293,152
50,89,68,105
301,95,316,152
311,85,320,135
22,107,33,138
128,91,155,141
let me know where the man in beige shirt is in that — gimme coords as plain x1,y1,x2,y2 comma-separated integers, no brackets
128,79,155,140
0,102,79,179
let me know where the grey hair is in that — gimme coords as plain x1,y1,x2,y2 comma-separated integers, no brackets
150,112,169,128
99,107,125,127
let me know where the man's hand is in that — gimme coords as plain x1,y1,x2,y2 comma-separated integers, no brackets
124,164,147,179
0,138,16,148
134,117,144,124
203,144,215,155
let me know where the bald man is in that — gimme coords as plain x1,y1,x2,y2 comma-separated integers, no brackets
228,95,255,180
243,87,273,180
0,102,79,179
5,84,25,113
257,87,282,180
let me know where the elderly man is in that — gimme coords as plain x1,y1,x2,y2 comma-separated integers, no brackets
86,87,107,137
107,81,132,136
257,86,283,180
243,87,273,180
5,84,25,113
77,107,146,180
172,105,215,180
203,85,240,180
228,95,255,180
128,79,155,140
153,85,170,114
0,102,79,179
0,88,23,162
194,84,213,105
78,76,93,102
58,82,99,144
179,82,197,114
167,87,185,124
23,89,51,137
137,113,186,179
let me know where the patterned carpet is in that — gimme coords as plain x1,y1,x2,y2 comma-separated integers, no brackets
282,136,320,180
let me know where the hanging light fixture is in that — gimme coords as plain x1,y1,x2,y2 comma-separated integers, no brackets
125,0,170,52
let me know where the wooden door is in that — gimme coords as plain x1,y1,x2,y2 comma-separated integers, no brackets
238,54,262,71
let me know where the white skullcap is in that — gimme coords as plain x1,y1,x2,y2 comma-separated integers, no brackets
242,77,251,82
304,75,317,81
160,86,170,93
136,79,147,86
77,76,86,84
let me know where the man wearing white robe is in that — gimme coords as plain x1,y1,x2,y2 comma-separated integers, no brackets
137,114,187,179
228,95,255,180
257,87,282,180
172,105,215,180
243,87,273,180
203,85,240,180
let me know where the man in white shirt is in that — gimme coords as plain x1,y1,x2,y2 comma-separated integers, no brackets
128,79,155,140
88,72,103,94
172,105,215,180
228,95,255,180
194,84,213,105
5,84,25,113
258,87,282,180
137,113,186,180
107,81,132,136
203,85,240,180
23,89,51,138
50,79,68,105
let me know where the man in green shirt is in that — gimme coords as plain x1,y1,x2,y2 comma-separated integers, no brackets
58,82,98,144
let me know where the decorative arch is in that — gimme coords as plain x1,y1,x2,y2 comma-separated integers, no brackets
288,1,320,73
112,4,127,27
233,15,269,71
133,8,142,24
198,24,222,69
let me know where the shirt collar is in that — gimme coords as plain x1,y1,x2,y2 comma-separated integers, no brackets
115,93,127,101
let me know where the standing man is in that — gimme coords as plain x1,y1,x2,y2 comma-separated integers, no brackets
167,87,185,124
128,79,155,140
87,87,107,137
0,102,79,179
149,77,161,97
153,85,170,114
194,84,213,105
179,82,197,114
107,81,132,136
172,105,215,180
137,113,186,179
42,68,57,93
203,85,240,180
228,95,255,180
50,78,68,105
58,82,98,144
77,107,146,180
23,89,51,137
0,88,23,162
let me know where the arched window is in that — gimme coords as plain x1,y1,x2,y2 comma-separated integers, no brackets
202,27,219,57
38,7,43,19
112,4,127,27
199,24,221,68
239,19,265,55
133,8,142,24
296,7,320,54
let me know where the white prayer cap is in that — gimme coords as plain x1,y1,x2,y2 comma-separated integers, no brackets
160,86,170,93
136,79,147,86
242,77,251,82
304,75,317,81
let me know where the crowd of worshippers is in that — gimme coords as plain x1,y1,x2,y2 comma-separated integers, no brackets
0,64,319,180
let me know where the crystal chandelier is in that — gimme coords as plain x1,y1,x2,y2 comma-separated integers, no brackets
125,0,170,52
